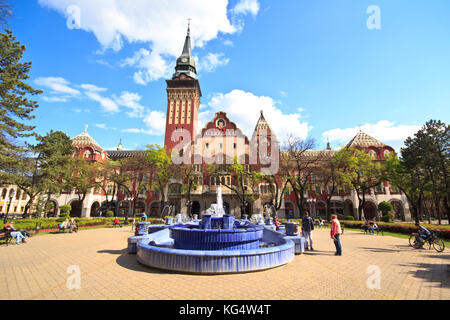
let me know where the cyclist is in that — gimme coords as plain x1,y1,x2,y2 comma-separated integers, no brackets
415,225,432,246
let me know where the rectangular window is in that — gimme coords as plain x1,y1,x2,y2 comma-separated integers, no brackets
375,184,383,193
315,186,321,195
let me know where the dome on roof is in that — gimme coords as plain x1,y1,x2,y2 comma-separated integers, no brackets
71,131,103,152
346,131,386,149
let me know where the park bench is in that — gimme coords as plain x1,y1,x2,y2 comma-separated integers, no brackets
58,221,70,233
0,228,12,246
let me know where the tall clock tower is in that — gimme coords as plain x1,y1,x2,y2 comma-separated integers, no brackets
164,25,202,153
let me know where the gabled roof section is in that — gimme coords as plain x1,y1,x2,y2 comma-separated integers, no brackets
346,131,386,149
252,110,278,142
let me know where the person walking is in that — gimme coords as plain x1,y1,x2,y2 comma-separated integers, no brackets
302,211,315,251
330,214,342,255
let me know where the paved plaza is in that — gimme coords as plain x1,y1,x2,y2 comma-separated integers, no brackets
0,227,448,300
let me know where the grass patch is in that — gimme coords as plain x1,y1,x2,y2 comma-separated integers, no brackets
344,225,450,249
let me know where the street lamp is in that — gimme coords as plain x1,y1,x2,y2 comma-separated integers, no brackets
307,196,316,219
186,200,192,217
5,189,15,222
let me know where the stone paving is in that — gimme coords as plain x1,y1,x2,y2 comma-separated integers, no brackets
0,227,448,300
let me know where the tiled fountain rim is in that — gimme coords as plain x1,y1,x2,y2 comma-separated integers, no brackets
138,236,294,257
169,225,264,233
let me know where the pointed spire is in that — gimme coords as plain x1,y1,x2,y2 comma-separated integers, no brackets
173,20,197,79
182,22,192,57
326,140,331,150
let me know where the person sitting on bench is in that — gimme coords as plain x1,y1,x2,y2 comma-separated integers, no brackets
4,222,27,244
59,219,70,232
69,219,78,233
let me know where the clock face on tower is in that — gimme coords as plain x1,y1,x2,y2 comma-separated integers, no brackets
181,57,188,63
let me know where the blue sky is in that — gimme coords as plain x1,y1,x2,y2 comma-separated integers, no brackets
7,0,450,151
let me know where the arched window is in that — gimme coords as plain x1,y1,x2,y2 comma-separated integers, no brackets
83,150,92,158
368,150,377,159
1,189,7,200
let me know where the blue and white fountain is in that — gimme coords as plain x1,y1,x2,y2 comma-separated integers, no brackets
132,186,295,274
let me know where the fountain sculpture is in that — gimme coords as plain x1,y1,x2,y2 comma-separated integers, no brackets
130,186,295,274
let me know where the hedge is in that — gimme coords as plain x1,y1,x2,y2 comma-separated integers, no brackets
0,217,163,232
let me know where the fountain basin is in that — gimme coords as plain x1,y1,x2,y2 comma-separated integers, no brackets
136,227,295,274
170,225,263,251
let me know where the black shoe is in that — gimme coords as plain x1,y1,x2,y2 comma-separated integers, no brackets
310,248,314,251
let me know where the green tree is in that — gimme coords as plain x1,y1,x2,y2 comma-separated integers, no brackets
282,136,321,218
411,120,449,224
0,30,41,183
65,156,97,206
176,164,199,217
378,201,393,216
34,130,73,217
385,156,426,225
6,130,73,217
335,148,386,221
145,144,173,216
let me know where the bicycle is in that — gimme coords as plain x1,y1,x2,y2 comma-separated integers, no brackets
409,231,445,253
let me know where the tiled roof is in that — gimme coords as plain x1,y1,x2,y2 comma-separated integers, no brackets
72,131,103,152
346,131,386,148
106,150,147,160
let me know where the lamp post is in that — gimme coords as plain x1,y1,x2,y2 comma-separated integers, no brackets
307,196,316,219
5,189,15,222
186,200,192,218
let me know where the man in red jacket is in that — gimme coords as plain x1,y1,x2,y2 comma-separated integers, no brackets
330,215,342,256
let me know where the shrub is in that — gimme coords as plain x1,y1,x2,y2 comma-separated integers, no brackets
381,213,394,223
59,204,71,217
378,201,393,216
344,215,355,221
106,211,114,217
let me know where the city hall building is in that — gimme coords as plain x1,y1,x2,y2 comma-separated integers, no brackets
0,28,411,221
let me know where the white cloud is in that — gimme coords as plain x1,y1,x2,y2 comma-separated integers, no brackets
121,48,174,85
196,53,230,73
38,0,260,82
323,120,421,150
232,0,260,17
114,91,145,118
81,84,119,113
42,96,68,103
95,123,116,130
223,39,234,46
80,84,107,92
143,110,166,135
199,89,310,141
72,108,91,113
35,77,81,101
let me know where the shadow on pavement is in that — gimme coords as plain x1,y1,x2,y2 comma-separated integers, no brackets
358,247,402,253
97,247,175,275
400,262,450,288
98,249,127,255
